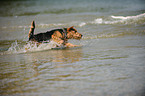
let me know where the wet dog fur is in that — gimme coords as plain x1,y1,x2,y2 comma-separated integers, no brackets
28,21,83,48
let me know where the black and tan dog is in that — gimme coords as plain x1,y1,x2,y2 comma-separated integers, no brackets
28,21,83,48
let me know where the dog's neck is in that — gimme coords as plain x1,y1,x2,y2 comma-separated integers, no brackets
62,28,71,39
62,28,67,39
62,28,74,39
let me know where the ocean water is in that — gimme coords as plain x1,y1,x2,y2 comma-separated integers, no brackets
0,0,145,96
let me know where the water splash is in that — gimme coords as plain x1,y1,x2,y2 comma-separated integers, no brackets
5,40,62,54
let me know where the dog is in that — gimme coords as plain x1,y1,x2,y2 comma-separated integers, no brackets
28,21,83,48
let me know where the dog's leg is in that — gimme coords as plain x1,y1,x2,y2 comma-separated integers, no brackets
28,21,35,39
52,35,80,47
51,31,65,46
52,35,64,44
65,43,81,48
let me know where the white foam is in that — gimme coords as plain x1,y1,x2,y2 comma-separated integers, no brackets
111,16,129,19
79,22,86,27
92,18,103,24
111,13,145,20
90,18,116,24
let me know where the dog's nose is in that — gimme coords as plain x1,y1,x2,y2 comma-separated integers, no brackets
81,34,83,37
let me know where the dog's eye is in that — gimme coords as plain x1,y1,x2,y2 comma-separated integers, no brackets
74,31,77,33
72,31,76,33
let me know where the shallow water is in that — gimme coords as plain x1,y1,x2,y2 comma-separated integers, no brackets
0,0,145,96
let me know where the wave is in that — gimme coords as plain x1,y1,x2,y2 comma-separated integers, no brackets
37,13,145,26
111,13,145,20
1,13,144,31
77,13,144,27
86,13,145,26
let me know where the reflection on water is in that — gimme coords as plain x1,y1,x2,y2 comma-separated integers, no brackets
0,48,82,95
27,48,82,64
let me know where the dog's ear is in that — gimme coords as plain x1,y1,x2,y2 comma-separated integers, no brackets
67,26,74,32
70,26,74,29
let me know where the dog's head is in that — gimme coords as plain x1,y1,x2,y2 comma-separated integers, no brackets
67,26,83,40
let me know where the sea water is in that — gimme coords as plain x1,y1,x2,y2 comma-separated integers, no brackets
0,0,145,96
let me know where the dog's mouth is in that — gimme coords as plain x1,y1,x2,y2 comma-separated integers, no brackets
74,36,83,40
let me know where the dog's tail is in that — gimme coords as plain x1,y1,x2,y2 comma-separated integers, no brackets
28,21,35,40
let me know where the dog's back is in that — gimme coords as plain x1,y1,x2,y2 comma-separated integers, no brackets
28,21,54,42
30,31,54,42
